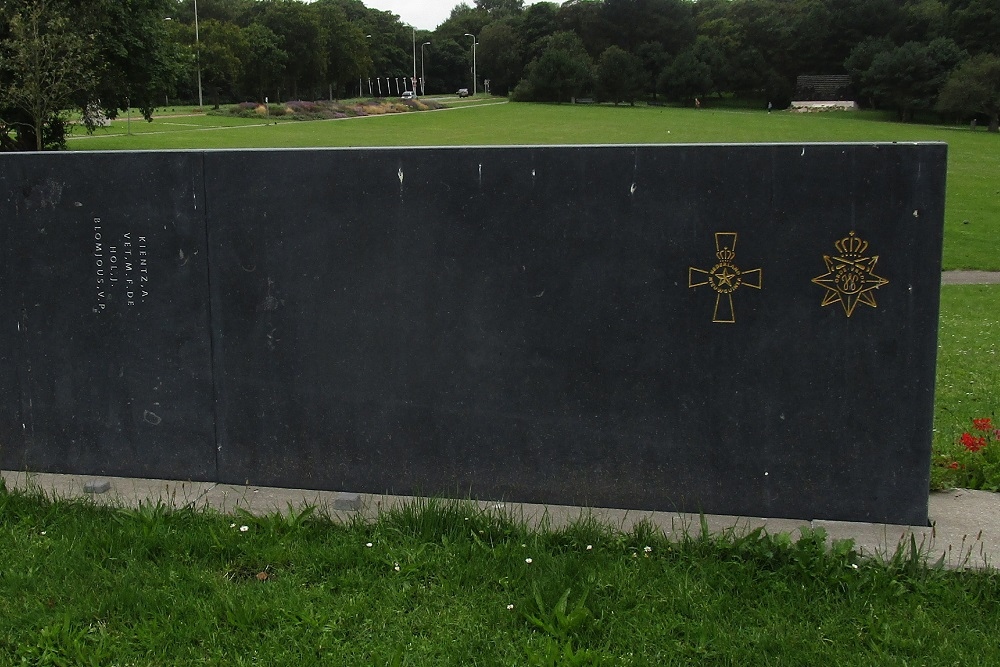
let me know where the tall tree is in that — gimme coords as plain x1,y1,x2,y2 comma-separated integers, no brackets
594,44,646,104
513,30,593,102
197,18,247,106
83,0,182,122
936,53,1000,131
259,0,325,99
948,0,1000,55
240,22,287,101
313,0,370,99
477,19,524,96
861,38,966,120
600,0,695,55
474,0,524,19
0,0,93,150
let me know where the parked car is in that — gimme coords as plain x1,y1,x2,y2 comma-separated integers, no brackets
401,91,415,100
457,88,469,98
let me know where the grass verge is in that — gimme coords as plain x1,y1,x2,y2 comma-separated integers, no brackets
2,485,1000,666
932,285,1000,490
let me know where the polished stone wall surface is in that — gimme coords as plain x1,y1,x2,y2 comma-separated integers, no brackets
0,144,947,524
0,153,216,481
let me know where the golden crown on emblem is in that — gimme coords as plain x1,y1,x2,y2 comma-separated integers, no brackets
834,231,868,257
715,246,736,262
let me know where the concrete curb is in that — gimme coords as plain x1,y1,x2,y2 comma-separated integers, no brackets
2,470,995,570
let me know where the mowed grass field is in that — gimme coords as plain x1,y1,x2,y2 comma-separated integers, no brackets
70,99,999,271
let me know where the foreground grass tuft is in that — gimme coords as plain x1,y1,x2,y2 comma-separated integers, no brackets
2,482,999,665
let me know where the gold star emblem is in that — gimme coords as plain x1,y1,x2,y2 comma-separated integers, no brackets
811,231,888,317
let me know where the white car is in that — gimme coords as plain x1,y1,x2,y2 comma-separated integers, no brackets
401,91,415,100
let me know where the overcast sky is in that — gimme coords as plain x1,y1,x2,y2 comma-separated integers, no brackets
361,0,549,32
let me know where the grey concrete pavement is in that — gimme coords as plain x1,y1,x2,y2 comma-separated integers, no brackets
3,469,996,570
941,270,1000,284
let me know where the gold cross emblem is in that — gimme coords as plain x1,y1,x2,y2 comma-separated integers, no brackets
688,232,762,323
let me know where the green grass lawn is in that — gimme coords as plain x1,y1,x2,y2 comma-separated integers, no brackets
69,100,1000,271
2,488,1000,666
931,285,1000,489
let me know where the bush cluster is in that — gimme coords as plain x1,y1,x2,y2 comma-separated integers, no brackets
212,98,444,121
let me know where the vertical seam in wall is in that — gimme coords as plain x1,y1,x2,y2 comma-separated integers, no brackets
198,151,222,482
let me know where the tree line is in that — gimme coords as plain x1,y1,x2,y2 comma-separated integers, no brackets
2,0,999,150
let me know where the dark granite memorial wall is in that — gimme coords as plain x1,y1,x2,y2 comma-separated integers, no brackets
0,153,217,481
0,144,947,525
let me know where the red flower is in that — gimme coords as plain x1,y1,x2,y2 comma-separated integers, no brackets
948,461,960,470
973,418,993,432
961,432,987,453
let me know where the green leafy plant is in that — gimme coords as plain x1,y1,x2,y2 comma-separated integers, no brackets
523,587,608,666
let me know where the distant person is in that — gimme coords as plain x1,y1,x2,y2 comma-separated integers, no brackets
767,101,773,114
695,98,701,109
971,118,977,131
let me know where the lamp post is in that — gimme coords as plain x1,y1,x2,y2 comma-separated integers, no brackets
420,41,430,96
194,0,203,108
411,27,417,93
463,33,477,95
363,35,372,97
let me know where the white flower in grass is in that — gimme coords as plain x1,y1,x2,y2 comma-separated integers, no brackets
644,546,652,553
240,525,249,532
394,563,400,572
506,604,515,611
230,523,236,528
525,558,533,564
40,531,46,536
365,542,373,548
586,545,593,551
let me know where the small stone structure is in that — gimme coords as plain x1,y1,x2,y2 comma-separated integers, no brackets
792,74,857,111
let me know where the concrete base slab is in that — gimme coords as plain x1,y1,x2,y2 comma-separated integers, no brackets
3,470,995,570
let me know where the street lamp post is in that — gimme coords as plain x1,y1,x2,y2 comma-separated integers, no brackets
194,0,203,108
463,33,477,95
411,27,417,94
420,41,430,96
363,35,372,98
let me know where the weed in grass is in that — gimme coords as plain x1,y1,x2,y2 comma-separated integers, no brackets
523,586,608,666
